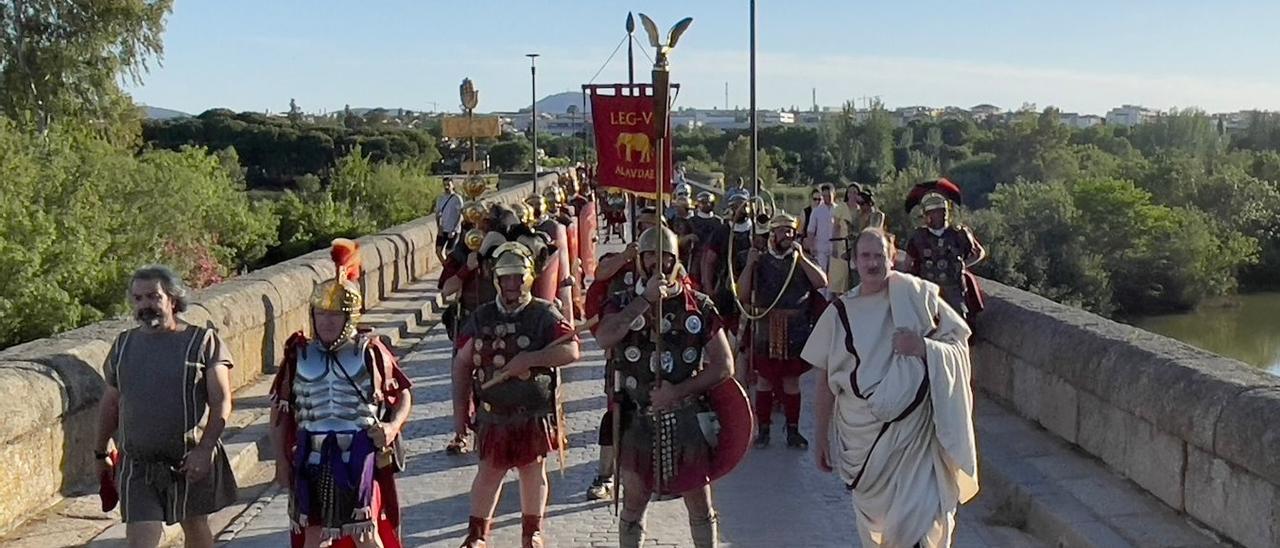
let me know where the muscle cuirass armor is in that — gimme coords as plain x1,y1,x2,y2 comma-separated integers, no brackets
610,291,715,408
470,300,559,417
911,227,969,290
752,252,816,359
292,338,378,433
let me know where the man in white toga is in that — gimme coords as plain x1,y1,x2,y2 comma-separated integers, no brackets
802,228,978,548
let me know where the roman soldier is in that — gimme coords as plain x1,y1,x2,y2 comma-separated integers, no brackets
572,174,599,281
687,191,724,289
550,182,585,320
904,179,986,322
706,188,755,337
452,242,581,548
269,239,413,548
592,226,753,548
581,207,661,501
529,192,576,326
736,213,828,449
440,206,522,455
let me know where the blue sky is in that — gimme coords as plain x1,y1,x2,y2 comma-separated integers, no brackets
128,0,1280,116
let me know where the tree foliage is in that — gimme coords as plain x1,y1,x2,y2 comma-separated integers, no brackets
0,0,172,138
0,119,277,346
143,109,441,189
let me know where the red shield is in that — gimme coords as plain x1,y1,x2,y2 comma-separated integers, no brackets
578,200,599,280
708,378,755,482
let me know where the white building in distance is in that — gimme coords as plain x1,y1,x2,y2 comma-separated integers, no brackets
1105,105,1160,127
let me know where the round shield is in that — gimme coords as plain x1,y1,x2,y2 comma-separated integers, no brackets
517,335,531,349
938,259,948,270
474,339,485,352
685,315,703,334
922,248,932,258
496,324,507,337
661,317,673,334
625,376,638,390
494,339,506,350
630,315,646,331
493,355,506,367
624,346,642,362
707,379,755,482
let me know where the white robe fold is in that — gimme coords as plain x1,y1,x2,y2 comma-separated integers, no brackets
801,271,978,548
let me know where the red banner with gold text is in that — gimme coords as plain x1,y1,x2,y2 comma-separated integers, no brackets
589,88,673,197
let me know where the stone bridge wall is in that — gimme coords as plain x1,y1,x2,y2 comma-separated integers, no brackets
0,180,543,533
973,280,1280,548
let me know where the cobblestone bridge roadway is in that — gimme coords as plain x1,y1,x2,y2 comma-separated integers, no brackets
223,322,1039,547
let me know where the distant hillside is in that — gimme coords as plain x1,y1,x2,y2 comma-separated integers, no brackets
139,105,190,120
513,91,589,115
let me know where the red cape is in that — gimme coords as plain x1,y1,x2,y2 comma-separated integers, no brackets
270,331,409,548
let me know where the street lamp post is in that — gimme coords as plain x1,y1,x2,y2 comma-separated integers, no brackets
749,0,759,198
527,53,540,193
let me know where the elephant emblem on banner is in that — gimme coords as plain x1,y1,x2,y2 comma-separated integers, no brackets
615,132,653,163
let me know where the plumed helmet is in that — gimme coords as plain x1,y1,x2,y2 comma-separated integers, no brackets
310,238,363,348
311,238,362,314
638,225,680,258
695,191,716,204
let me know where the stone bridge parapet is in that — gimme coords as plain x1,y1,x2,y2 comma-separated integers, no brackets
973,280,1280,548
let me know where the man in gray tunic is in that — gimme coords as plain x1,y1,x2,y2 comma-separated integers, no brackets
95,265,237,548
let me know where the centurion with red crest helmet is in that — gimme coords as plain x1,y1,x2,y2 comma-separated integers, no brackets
269,238,414,548
903,178,987,323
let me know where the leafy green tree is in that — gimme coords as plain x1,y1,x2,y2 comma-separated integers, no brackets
722,135,779,188
1128,109,1223,157
855,103,896,183
489,139,532,172
0,0,173,137
0,119,277,346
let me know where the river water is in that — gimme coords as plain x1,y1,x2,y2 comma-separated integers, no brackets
1133,292,1280,376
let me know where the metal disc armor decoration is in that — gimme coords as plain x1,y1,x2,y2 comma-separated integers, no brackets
684,315,702,334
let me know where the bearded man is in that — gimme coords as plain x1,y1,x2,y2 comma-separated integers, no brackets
95,265,238,548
